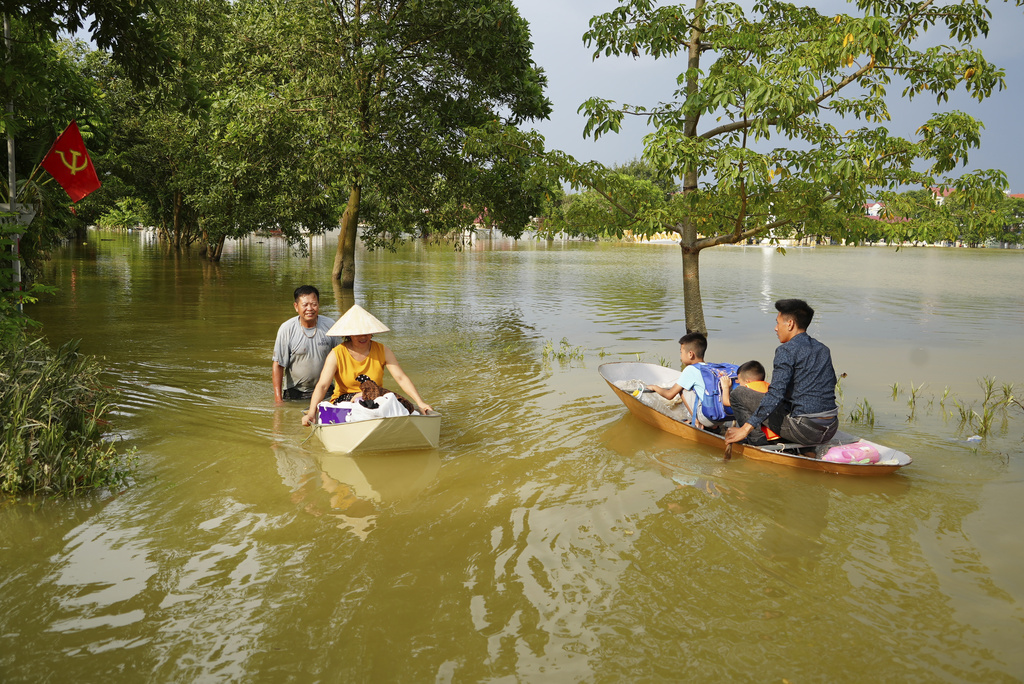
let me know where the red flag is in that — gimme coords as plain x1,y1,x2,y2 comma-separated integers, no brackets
41,121,102,203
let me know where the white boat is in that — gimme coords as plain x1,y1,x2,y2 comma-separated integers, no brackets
313,411,442,453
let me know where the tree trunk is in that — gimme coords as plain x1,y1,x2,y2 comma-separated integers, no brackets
172,192,182,251
332,184,361,288
678,0,708,336
679,217,707,336
211,234,226,261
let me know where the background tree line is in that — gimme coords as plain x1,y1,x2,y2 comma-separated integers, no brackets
2,0,553,287
547,161,1024,249
4,0,1021,307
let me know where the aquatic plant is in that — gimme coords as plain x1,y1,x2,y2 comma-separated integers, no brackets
976,404,998,437
0,333,135,495
907,382,925,408
1003,384,1023,415
978,376,998,408
835,372,846,401
905,382,926,421
1000,383,1016,410
542,337,585,364
848,399,875,427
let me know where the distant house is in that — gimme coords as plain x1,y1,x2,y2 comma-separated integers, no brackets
864,200,885,217
930,187,956,205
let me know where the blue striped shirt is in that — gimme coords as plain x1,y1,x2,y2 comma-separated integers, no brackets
748,332,838,428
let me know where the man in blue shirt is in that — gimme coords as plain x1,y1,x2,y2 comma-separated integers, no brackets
724,299,839,447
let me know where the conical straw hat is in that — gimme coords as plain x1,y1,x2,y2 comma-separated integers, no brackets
327,304,390,336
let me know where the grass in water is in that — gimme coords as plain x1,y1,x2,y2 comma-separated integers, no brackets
848,399,875,427
542,337,585,364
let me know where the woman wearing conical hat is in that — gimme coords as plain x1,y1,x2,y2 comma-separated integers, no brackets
301,305,433,426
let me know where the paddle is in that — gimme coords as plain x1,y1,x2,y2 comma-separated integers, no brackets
724,441,733,460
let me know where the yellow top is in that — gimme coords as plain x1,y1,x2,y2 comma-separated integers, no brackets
742,379,779,440
330,341,386,399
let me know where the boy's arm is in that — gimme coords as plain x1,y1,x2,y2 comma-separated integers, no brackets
720,374,732,407
646,383,682,400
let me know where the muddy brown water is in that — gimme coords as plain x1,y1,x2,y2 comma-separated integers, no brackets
2,231,1022,681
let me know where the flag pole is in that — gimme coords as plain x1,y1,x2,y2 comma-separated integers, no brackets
4,12,22,311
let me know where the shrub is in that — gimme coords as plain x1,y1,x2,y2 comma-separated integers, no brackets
96,197,151,230
0,332,135,495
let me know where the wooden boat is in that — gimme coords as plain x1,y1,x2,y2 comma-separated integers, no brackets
314,410,442,453
599,362,911,476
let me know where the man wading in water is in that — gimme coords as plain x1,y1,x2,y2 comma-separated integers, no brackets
272,285,340,403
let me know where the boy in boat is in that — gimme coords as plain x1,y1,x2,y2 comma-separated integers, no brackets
645,332,726,430
724,299,839,448
719,360,780,442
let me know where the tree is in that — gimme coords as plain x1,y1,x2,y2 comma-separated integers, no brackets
0,0,168,85
91,0,228,251
0,0,168,281
613,157,680,199
528,0,1018,334
88,0,338,258
240,0,552,287
880,187,1020,247
0,30,105,276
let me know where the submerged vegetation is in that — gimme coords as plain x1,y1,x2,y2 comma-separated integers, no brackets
867,376,1021,441
542,337,586,365
0,332,135,495
540,335,1021,448
0,280,135,495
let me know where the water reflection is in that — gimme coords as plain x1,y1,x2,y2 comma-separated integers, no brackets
270,398,443,540
2,232,1020,682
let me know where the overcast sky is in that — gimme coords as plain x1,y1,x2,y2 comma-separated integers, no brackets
511,0,1024,193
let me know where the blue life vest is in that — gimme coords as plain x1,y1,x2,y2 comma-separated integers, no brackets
694,362,739,423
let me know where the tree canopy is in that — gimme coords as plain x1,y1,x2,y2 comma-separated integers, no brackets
236,0,553,286
0,0,168,84
3,0,554,275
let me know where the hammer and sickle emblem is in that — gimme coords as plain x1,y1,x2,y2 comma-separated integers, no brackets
56,149,88,175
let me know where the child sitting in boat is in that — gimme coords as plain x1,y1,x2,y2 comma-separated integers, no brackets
720,360,780,442
645,332,728,430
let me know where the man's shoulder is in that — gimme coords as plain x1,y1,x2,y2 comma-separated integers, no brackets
797,332,831,352
276,316,299,335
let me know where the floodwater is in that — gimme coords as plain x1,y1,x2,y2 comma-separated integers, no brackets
2,231,1023,682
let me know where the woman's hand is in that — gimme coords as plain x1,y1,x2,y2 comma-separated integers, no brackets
301,412,315,427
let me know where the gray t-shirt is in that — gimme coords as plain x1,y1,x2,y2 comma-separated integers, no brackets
272,315,340,392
